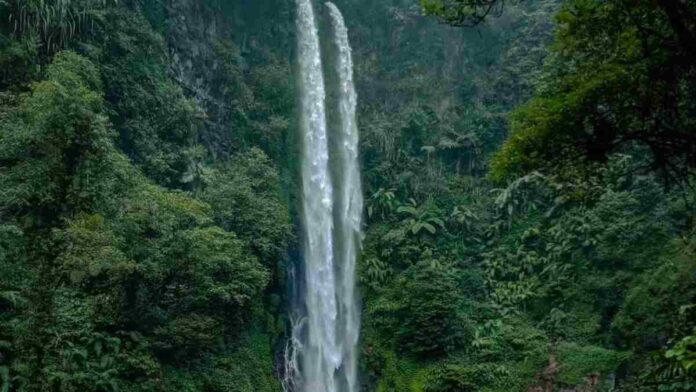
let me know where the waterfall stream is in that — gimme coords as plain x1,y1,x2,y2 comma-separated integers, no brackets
287,1,362,392
326,3,363,392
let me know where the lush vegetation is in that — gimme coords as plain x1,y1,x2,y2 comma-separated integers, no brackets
0,1,293,390
357,1,695,391
0,0,694,391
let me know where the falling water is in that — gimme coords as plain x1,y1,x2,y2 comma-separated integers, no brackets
326,3,363,392
294,0,340,391
287,1,362,391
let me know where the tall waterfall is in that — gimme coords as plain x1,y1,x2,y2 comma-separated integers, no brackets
326,3,363,392
287,1,362,392
295,0,340,390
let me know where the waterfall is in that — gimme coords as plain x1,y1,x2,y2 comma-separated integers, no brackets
286,1,362,392
295,0,340,390
326,3,363,392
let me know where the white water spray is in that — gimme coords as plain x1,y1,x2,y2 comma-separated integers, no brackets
326,3,363,392
295,0,340,390
286,1,362,392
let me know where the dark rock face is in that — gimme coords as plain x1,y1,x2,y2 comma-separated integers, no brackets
166,0,234,156
161,0,295,159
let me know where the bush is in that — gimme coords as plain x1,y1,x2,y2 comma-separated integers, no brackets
383,260,468,356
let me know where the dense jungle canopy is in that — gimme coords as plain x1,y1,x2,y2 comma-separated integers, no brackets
0,0,694,391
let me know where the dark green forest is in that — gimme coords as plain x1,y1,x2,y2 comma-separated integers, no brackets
0,0,694,391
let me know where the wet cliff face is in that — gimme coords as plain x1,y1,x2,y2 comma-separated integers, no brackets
167,0,233,156
161,0,295,159
167,0,226,104
155,0,510,164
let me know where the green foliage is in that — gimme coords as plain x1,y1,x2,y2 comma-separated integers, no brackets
555,342,629,386
200,148,292,265
0,34,38,88
396,199,446,236
109,184,269,356
56,213,132,285
93,7,201,188
0,50,123,222
421,0,505,26
202,330,281,392
367,188,397,222
0,46,280,390
489,0,696,183
667,329,696,372
424,362,514,392
161,328,281,392
373,260,469,356
0,0,115,56
1,0,694,391
365,350,430,392
613,241,696,350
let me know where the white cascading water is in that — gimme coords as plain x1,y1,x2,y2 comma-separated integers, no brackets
286,1,362,392
326,3,363,392
295,0,340,390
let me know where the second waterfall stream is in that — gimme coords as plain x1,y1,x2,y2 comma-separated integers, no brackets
287,1,363,392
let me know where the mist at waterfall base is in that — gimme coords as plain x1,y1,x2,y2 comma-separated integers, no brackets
284,1,363,392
